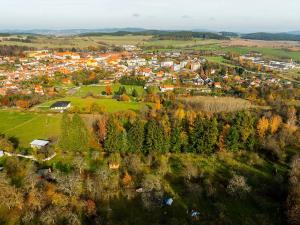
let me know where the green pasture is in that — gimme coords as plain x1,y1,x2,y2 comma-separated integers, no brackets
37,97,149,113
0,110,61,147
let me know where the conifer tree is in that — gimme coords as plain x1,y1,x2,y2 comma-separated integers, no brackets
145,119,164,153
104,117,128,153
127,119,145,153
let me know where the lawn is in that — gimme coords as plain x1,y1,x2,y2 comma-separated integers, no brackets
0,110,61,147
73,84,145,97
37,96,149,113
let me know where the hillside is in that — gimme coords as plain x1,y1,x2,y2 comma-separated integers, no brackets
242,32,300,41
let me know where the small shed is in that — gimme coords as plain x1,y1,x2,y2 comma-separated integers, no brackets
30,140,50,149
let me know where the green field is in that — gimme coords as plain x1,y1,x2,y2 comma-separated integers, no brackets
0,110,61,147
37,97,149,113
0,35,152,49
74,84,145,97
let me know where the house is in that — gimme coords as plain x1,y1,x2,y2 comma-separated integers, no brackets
30,140,50,149
50,101,71,110
213,82,222,89
160,85,175,92
34,85,44,95
161,61,174,68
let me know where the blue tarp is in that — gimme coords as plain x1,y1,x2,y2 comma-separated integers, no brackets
163,198,173,206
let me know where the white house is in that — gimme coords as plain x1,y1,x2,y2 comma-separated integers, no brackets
30,140,50,149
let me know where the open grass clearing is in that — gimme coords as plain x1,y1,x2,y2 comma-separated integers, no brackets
0,110,61,147
36,96,149,113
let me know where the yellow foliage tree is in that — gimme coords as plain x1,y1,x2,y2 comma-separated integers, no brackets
270,115,282,134
257,117,269,138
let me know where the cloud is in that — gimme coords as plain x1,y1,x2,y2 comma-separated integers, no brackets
132,13,140,18
182,15,190,19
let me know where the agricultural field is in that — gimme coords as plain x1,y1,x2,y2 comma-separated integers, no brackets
0,110,61,147
36,96,149,113
178,96,252,113
0,35,152,49
143,38,221,48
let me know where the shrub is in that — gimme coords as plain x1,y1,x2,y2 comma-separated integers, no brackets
227,174,251,198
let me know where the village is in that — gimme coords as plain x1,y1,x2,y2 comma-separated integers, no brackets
0,45,298,99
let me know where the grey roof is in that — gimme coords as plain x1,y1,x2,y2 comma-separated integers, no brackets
50,101,71,108
30,140,50,147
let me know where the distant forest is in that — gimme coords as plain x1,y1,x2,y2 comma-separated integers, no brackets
80,30,230,40
241,32,300,41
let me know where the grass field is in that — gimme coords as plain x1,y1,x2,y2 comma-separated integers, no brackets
1,34,300,62
0,110,61,147
74,84,145,97
37,96,149,113
178,96,252,113
0,35,152,49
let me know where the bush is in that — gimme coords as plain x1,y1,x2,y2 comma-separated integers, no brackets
119,94,130,102
227,174,251,198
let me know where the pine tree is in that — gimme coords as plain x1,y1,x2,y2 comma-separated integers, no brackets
226,126,240,151
127,120,145,153
104,117,128,153
170,121,182,153
145,119,164,153
190,116,205,153
204,117,219,154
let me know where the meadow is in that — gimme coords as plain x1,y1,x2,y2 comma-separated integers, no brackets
37,96,149,113
0,110,61,147
178,96,252,113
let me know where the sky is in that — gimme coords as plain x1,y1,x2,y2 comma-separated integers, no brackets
0,0,299,32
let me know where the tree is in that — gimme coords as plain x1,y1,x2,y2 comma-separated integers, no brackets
120,94,130,101
227,174,251,198
257,117,269,138
117,86,127,95
170,120,185,153
0,135,14,152
89,102,105,114
127,119,145,153
132,89,139,98
270,115,282,134
105,85,113,95
226,125,240,151
286,156,300,225
190,116,218,154
94,116,108,148
104,117,128,152
145,119,164,153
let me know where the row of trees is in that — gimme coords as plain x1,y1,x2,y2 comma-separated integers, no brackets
90,109,294,155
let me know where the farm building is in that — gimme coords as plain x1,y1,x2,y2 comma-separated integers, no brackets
50,101,71,110
30,139,50,149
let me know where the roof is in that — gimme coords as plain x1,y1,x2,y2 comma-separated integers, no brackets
50,101,71,108
30,140,50,147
